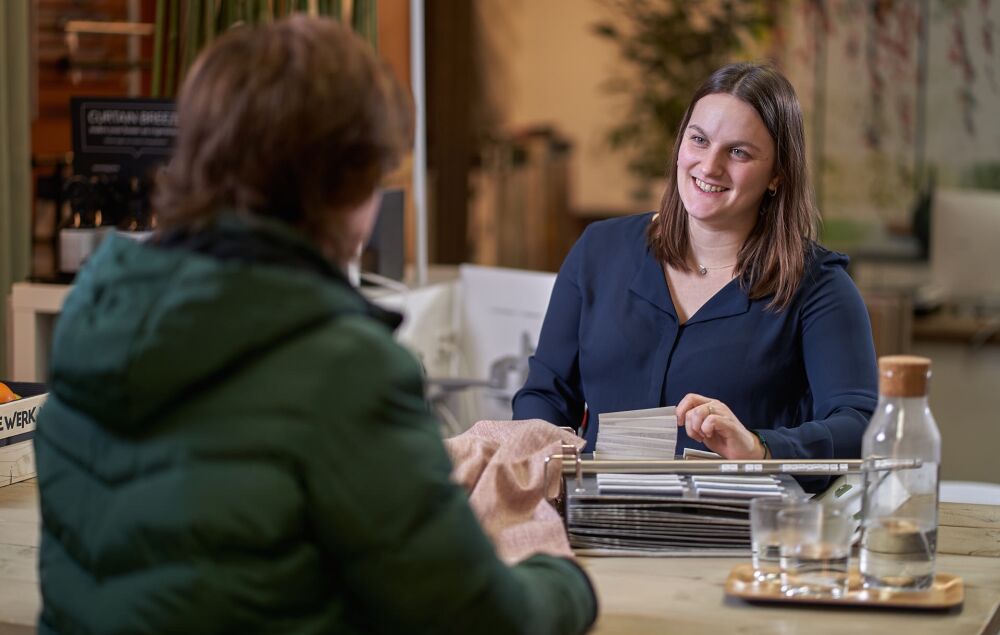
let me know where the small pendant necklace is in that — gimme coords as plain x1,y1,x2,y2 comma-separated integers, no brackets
696,263,736,276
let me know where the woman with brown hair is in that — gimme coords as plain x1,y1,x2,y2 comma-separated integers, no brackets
513,62,878,484
35,16,596,634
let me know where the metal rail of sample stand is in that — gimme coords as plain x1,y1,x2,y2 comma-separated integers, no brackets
542,444,923,498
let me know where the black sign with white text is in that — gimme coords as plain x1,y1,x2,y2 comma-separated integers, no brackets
71,97,176,179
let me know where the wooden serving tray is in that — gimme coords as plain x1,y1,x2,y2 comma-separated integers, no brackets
725,564,964,609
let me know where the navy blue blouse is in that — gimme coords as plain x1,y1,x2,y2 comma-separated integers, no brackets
512,213,878,463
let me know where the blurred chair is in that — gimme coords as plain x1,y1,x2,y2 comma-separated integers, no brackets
930,188,1000,310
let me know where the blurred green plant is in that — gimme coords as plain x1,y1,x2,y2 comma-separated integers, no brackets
592,0,776,185
152,0,377,98
961,162,1000,191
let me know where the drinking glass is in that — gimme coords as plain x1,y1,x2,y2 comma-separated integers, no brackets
749,497,791,584
779,503,852,598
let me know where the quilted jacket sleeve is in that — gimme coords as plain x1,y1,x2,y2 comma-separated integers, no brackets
300,317,597,635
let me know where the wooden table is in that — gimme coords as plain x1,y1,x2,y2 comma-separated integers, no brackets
2,480,999,634
581,555,1000,634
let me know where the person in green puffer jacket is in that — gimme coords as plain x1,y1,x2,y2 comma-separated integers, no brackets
34,16,597,635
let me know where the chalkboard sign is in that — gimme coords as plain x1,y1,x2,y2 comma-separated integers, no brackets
70,97,176,180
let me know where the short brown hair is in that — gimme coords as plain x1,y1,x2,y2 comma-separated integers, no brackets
647,62,818,310
154,16,411,242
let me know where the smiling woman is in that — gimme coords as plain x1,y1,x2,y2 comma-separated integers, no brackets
652,63,817,312
512,63,878,491
677,95,778,231
668,92,781,323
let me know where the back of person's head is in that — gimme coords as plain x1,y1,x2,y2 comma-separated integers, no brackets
650,62,818,310
155,15,412,258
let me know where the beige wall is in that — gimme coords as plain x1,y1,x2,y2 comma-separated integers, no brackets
913,342,1000,485
476,0,657,216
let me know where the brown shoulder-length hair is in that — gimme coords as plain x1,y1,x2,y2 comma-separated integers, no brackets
154,15,412,253
647,62,818,311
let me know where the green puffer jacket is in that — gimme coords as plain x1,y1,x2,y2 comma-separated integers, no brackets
35,214,597,635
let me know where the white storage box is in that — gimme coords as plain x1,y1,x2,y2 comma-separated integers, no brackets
0,382,47,487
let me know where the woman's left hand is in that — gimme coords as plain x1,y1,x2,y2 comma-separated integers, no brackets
676,393,765,460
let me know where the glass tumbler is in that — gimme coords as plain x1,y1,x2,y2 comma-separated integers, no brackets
779,503,852,598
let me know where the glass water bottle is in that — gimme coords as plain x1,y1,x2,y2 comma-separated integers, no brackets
859,355,941,590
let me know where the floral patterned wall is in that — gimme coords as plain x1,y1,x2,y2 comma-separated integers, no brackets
783,0,999,226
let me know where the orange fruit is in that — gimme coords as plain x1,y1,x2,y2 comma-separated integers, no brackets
0,382,20,404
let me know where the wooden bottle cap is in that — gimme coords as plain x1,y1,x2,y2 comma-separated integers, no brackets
879,355,931,397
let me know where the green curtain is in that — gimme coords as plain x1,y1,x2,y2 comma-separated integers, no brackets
153,0,377,97
0,2,32,377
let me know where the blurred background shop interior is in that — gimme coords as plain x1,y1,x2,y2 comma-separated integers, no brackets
0,0,998,485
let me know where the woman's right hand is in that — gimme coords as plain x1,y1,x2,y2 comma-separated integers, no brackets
676,393,766,460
